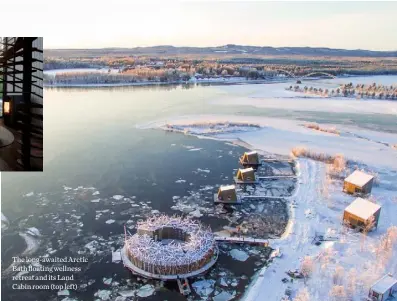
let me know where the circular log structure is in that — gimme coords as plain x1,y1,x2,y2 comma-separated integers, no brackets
123,215,218,279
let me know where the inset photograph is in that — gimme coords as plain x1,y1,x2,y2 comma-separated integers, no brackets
0,37,43,171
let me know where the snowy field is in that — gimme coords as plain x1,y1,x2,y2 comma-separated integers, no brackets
138,114,397,169
142,76,397,301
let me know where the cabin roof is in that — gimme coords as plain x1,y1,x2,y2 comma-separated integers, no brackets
371,274,397,294
345,170,374,187
239,167,254,174
345,197,381,221
246,151,258,156
220,185,236,191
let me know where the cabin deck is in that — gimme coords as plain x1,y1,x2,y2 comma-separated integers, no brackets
233,177,259,184
213,194,242,204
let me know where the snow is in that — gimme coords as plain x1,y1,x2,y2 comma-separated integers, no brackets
344,197,381,221
136,284,155,298
229,249,249,262
243,159,326,301
371,274,397,294
112,195,124,200
136,75,397,301
240,167,254,174
220,185,236,191
246,151,258,155
105,219,115,224
345,170,374,187
139,114,397,169
212,77,397,115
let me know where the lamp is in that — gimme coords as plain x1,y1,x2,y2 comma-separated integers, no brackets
3,98,10,114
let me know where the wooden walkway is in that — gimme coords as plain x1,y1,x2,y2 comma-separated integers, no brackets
261,158,294,163
241,195,288,200
215,236,270,246
257,175,296,179
177,278,191,295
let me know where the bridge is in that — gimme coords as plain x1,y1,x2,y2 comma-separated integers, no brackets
301,72,336,79
274,70,336,79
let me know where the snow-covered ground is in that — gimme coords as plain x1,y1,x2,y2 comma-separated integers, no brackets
141,75,397,300
138,114,397,169
212,79,397,115
147,116,397,300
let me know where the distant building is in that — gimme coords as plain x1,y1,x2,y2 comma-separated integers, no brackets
368,274,397,301
343,170,374,194
239,151,260,167
214,185,239,204
343,197,381,231
234,167,257,184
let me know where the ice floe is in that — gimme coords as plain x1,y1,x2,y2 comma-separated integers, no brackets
229,249,249,262
192,279,216,298
94,289,112,300
136,284,155,298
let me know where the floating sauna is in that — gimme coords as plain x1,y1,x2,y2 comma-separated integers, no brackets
214,185,241,204
239,151,261,167
343,170,374,195
343,197,381,231
234,167,258,184
121,215,218,280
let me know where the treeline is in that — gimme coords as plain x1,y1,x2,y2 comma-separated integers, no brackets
44,70,192,85
287,82,397,100
44,55,397,79
44,59,103,70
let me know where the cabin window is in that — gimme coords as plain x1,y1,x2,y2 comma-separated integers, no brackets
372,291,380,299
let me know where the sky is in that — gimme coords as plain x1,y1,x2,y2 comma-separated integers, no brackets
2,1,397,51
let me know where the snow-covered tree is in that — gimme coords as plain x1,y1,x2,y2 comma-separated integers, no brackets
293,287,310,301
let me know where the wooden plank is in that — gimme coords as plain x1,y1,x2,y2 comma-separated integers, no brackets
233,177,259,184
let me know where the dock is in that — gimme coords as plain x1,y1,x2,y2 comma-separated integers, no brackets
233,177,259,185
177,278,191,295
261,158,294,163
215,236,270,246
257,175,296,180
213,194,242,204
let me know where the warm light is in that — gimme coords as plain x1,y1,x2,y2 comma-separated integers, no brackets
4,101,10,114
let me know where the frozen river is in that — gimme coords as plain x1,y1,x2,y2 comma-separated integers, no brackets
1,75,397,301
